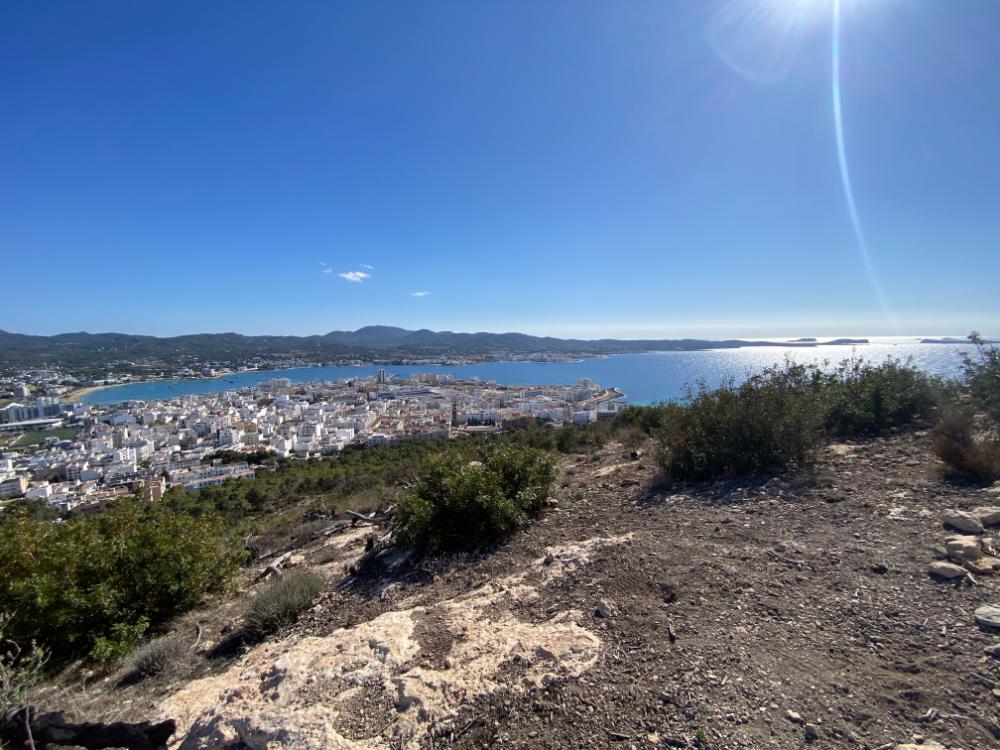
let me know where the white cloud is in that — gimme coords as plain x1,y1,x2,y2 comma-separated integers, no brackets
321,267,333,274
361,264,374,270
339,271,371,283
320,261,327,266
411,291,431,297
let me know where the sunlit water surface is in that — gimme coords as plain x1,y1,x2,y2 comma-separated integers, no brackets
82,338,976,406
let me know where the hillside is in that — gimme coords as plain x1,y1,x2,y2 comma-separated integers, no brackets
30,427,1000,750
0,327,871,372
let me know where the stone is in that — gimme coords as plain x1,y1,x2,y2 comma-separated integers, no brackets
983,643,1000,659
974,603,1000,629
964,557,1000,576
945,535,983,560
893,743,945,750
595,600,616,618
785,710,804,724
927,561,966,579
804,723,820,741
971,506,1000,526
871,562,889,575
941,509,985,534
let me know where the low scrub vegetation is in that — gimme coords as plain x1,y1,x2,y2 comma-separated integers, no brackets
245,570,324,639
934,333,1000,482
657,358,944,481
0,500,246,663
0,613,46,722
128,633,194,680
394,444,556,552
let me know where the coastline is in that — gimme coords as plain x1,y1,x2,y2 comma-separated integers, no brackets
61,383,118,403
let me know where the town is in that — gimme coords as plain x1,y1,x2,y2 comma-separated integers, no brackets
0,370,625,513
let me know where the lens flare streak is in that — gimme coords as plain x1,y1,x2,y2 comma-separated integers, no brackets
831,0,898,331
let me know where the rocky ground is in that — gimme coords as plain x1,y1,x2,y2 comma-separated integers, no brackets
38,427,1000,749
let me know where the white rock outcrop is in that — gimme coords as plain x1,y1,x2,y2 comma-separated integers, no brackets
160,534,633,749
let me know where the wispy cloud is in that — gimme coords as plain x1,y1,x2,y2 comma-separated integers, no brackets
321,267,333,274
411,291,431,297
320,261,328,266
339,271,371,283
361,264,374,270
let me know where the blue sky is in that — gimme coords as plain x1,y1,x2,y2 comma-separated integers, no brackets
2,0,998,339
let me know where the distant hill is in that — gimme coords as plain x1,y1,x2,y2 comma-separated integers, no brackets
0,327,871,374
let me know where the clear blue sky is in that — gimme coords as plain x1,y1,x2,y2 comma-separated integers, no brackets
2,0,998,339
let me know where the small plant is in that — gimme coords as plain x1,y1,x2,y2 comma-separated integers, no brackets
933,409,1000,483
128,633,192,680
90,618,149,665
245,570,324,639
0,613,47,722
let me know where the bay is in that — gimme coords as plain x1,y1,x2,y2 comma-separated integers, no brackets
81,337,976,406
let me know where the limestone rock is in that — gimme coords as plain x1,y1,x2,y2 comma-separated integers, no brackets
893,742,945,750
945,535,983,560
974,603,1000,629
964,556,1000,576
941,509,984,534
927,561,966,579
971,506,1000,526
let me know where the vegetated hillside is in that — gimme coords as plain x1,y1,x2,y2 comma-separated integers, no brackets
18,429,998,750
9,354,999,749
0,325,869,371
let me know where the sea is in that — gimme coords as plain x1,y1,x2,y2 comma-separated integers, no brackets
81,337,978,406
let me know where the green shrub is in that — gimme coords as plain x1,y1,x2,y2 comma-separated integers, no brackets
0,500,246,663
963,331,1000,424
656,359,945,481
394,444,556,552
657,362,824,481
821,357,942,437
90,618,150,665
245,570,324,638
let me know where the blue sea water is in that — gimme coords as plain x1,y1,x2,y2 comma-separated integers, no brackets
82,338,977,406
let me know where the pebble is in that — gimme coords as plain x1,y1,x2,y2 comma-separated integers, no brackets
785,710,804,724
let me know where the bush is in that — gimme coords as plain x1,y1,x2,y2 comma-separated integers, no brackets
821,357,942,437
656,359,946,481
245,570,324,638
128,633,194,680
657,362,824,481
933,334,1000,482
933,411,1000,483
963,332,1000,424
0,500,246,663
394,444,556,552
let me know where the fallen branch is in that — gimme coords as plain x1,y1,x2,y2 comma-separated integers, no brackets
346,507,395,526
255,551,292,582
